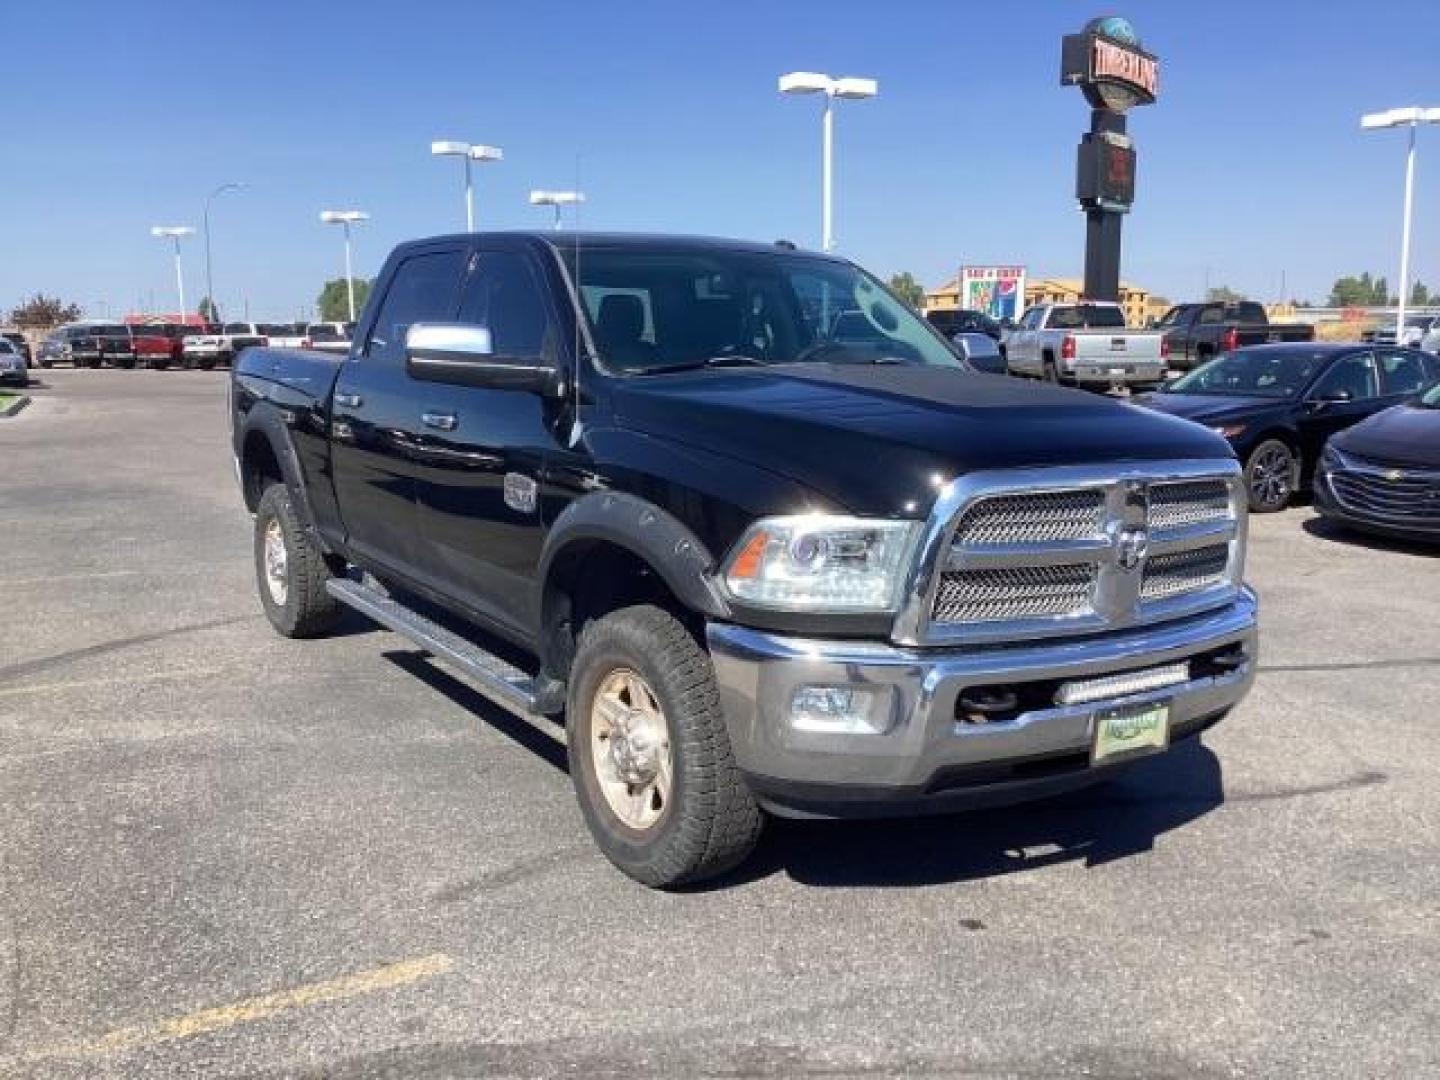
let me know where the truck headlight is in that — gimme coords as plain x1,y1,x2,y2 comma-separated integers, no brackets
721,515,921,612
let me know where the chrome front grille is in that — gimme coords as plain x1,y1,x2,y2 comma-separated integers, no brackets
1148,479,1232,531
906,463,1246,645
1330,465,1440,525
953,490,1106,545
933,565,1095,623
1141,544,1231,602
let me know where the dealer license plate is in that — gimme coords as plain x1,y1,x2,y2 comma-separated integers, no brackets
1091,702,1170,764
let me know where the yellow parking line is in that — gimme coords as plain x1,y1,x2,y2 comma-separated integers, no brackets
24,953,454,1062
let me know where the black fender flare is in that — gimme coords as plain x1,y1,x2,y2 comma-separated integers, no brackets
237,403,320,535
537,491,732,621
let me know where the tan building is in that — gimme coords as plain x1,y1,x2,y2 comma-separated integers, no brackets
925,274,1157,327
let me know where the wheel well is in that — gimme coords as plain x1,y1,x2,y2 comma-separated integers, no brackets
541,539,693,682
241,430,283,512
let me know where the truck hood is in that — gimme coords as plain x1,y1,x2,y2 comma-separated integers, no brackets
610,364,1231,517
1334,403,1440,468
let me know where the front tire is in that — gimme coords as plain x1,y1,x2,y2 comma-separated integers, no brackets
567,605,763,888
1245,438,1298,513
254,483,341,638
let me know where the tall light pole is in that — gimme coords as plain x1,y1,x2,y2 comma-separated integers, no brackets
778,71,878,252
320,210,370,321
1361,106,1440,341
150,226,196,317
528,190,585,230
203,182,247,323
431,140,503,231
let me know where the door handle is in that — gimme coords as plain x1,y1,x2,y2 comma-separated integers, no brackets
334,392,363,408
422,410,458,432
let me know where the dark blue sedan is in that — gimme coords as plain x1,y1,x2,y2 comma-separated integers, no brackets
1137,343,1440,512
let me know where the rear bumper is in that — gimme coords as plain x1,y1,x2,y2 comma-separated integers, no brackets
707,589,1257,818
1065,359,1167,385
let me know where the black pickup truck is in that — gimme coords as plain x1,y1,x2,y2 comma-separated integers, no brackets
1157,301,1314,371
231,232,1258,887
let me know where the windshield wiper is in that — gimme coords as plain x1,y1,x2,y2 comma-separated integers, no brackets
634,354,769,376
791,341,907,366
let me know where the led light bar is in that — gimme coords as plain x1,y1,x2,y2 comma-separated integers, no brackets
1055,661,1191,707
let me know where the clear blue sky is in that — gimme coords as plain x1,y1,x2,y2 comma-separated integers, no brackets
4,0,1438,320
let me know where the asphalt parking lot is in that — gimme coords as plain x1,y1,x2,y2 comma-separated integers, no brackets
1,368,1437,1078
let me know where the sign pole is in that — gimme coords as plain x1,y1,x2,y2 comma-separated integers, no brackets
1061,16,1158,307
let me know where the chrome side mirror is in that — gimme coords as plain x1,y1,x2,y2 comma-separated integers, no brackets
405,322,559,395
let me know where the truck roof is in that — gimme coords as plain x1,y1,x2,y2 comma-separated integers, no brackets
396,230,841,260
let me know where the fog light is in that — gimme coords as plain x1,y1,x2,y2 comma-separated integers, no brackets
789,685,888,734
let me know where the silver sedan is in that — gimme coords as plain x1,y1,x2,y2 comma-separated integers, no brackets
0,338,28,386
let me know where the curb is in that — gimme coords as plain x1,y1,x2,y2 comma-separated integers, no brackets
0,394,32,418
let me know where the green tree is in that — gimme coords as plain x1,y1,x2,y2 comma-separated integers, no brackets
317,277,373,322
1409,281,1430,306
1205,285,1246,303
197,296,220,323
887,271,926,310
9,293,82,328
1328,274,1391,307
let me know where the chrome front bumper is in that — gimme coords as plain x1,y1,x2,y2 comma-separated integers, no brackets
708,588,1257,817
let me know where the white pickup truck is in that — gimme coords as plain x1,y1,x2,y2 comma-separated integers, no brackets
1003,302,1167,389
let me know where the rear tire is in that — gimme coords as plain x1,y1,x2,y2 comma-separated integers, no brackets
566,604,763,888
254,483,341,638
1244,438,1298,513
198,356,216,371
1043,358,1060,384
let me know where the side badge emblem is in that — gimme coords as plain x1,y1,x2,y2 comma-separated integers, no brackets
504,473,539,514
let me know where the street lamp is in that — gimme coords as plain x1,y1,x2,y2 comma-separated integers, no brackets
1360,106,1440,341
431,140,504,231
778,71,878,252
203,182,247,323
320,210,370,321
528,190,585,230
150,226,196,318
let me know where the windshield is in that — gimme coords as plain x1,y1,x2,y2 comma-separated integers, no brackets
1421,382,1440,409
1049,304,1125,330
1168,348,1329,398
564,248,961,374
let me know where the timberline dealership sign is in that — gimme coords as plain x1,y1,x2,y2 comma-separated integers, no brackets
1061,16,1159,112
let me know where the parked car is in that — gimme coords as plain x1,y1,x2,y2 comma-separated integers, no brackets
1137,343,1440,512
183,322,266,369
1003,301,1167,389
925,308,1002,340
232,230,1257,887
2,331,33,366
1157,300,1315,372
0,337,28,385
129,324,175,369
950,331,1006,374
262,323,311,349
39,322,128,368
1314,381,1440,543
36,327,75,367
1361,313,1440,349
305,321,352,355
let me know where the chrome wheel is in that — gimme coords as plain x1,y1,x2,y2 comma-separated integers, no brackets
589,668,673,831
1248,443,1295,510
262,517,289,605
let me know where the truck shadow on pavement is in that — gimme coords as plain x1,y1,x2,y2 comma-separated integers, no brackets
717,739,1225,890
375,647,1225,890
